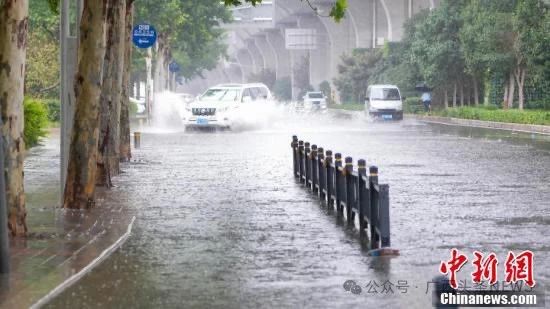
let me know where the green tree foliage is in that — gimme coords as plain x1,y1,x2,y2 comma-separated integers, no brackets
135,0,231,80
334,0,549,110
23,98,49,147
409,0,465,95
26,0,60,98
513,0,549,81
273,77,292,101
333,49,381,103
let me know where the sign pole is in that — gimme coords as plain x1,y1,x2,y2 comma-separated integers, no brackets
132,23,157,124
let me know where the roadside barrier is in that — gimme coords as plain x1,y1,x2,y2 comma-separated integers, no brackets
291,135,391,249
134,132,141,148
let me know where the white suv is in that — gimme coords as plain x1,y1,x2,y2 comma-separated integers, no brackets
303,91,327,111
183,83,273,129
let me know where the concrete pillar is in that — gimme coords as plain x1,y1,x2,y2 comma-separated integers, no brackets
246,39,264,73
315,8,357,103
265,29,291,79
60,0,83,196
379,0,408,42
348,0,374,48
229,57,246,83
253,34,277,74
296,15,330,90
236,49,254,81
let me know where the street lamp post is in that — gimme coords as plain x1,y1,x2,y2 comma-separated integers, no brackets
0,117,9,274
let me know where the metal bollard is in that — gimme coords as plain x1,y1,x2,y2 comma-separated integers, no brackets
334,153,342,214
369,166,380,249
325,150,333,206
134,132,141,149
344,157,354,224
298,141,304,181
304,142,310,186
0,118,9,274
291,136,298,177
317,147,324,198
310,145,317,192
357,159,368,235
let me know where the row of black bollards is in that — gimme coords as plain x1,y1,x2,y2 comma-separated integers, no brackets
291,136,392,251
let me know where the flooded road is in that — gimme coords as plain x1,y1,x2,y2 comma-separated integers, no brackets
46,112,550,308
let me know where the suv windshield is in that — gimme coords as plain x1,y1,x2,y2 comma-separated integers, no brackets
370,88,400,100
307,92,324,99
200,89,241,102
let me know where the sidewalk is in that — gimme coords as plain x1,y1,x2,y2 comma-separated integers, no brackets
0,130,134,308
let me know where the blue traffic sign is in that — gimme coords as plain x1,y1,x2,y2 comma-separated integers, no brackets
169,61,180,73
132,23,157,49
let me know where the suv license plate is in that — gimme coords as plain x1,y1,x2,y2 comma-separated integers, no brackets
382,114,393,120
197,117,209,125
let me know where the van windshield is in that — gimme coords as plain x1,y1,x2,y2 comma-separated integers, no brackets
370,88,400,100
307,92,324,99
200,89,240,102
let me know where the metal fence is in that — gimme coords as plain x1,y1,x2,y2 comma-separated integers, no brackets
291,136,391,249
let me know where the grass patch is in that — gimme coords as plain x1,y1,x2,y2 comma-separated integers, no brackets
434,107,550,126
328,103,364,111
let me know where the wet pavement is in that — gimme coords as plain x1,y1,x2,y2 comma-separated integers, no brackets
0,130,134,309
19,113,550,308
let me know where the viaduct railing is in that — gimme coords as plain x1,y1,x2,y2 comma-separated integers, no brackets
291,136,391,249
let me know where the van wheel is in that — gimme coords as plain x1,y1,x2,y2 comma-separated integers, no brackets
395,111,403,120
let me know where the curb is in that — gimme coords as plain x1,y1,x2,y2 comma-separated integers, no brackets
30,216,136,309
411,114,550,135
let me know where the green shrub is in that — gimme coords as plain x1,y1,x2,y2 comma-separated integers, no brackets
404,96,423,114
43,99,60,123
24,98,49,147
319,81,334,104
437,107,550,126
129,100,138,117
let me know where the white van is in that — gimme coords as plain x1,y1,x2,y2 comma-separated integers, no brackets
183,83,273,129
365,84,404,120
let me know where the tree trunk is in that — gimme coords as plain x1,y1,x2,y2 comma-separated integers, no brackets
514,67,526,111
507,72,515,109
444,88,449,109
452,82,457,108
107,0,126,175
97,1,116,187
0,0,28,236
63,0,109,209
459,81,464,107
502,79,509,109
120,0,134,162
473,76,479,106
466,82,471,106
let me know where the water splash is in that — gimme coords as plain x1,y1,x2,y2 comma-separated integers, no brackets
150,91,187,132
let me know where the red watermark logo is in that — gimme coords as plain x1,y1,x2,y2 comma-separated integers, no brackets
439,249,535,289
